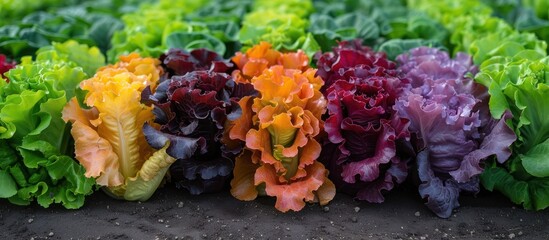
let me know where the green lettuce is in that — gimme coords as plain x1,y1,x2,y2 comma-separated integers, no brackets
239,0,319,58
310,0,448,54
477,50,549,210
108,0,250,61
0,1,133,60
0,41,102,208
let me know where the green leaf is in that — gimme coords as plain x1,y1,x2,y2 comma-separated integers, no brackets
521,138,549,177
165,32,226,56
481,160,549,210
0,170,17,198
377,38,444,60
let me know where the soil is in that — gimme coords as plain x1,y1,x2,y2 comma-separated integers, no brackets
1,183,548,240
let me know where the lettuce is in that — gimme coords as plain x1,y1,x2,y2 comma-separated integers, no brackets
62,53,182,201
395,47,516,217
108,0,250,61
310,0,448,53
0,54,16,81
142,48,255,195
0,41,103,208
477,50,549,210
483,0,549,42
316,41,410,203
0,1,133,60
238,0,320,59
227,43,335,212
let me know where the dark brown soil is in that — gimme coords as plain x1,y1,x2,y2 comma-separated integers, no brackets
1,183,548,240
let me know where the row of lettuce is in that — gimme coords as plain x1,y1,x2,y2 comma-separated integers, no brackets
0,0,548,218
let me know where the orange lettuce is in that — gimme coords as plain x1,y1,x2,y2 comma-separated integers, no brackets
62,53,183,201
231,41,309,83
228,62,335,212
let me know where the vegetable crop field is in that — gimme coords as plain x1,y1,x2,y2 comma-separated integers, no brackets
1,0,549,239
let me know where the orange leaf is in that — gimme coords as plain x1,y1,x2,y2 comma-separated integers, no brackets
230,150,260,201
255,161,328,212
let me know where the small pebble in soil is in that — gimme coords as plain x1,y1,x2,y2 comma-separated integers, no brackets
178,202,184,208
323,206,330,212
351,217,357,223
165,225,170,228
115,222,119,226
48,232,54,237
28,218,34,223
354,207,360,213
518,231,523,236
414,211,420,217
508,233,515,239
420,237,426,240
30,238,34,240
158,219,164,223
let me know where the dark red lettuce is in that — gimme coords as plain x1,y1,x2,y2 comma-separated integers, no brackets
143,48,255,194
317,41,411,203
394,47,516,218
0,54,16,82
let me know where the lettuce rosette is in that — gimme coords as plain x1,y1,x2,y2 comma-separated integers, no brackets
238,0,320,59
141,48,255,194
108,0,249,61
227,44,335,212
395,47,516,218
477,50,549,211
62,53,184,201
310,0,448,55
0,0,141,60
315,40,410,203
0,41,104,208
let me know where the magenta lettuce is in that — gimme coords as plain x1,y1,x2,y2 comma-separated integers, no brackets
142,48,255,194
395,47,516,218
0,54,16,81
316,41,410,203
315,40,397,93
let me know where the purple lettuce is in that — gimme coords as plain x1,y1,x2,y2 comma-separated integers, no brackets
394,47,516,218
143,48,255,194
317,41,411,203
